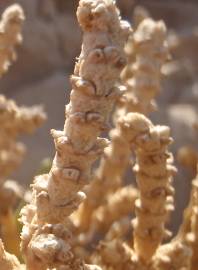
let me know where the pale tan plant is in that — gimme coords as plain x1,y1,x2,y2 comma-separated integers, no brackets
0,4,24,77
74,8,170,247
0,95,46,257
121,5,150,85
121,16,169,115
91,113,192,270
19,0,130,269
0,3,46,260
0,95,46,182
0,2,197,270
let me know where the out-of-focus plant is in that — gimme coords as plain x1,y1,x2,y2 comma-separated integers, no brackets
0,3,46,261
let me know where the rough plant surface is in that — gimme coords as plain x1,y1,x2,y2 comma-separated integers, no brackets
91,113,193,270
20,0,130,269
0,1,198,270
0,0,197,235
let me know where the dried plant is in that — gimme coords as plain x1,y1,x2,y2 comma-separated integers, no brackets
0,4,24,77
0,1,197,270
0,95,46,257
121,15,169,115
0,3,46,261
19,0,130,269
74,7,169,249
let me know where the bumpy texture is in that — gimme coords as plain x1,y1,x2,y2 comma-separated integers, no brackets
0,94,46,218
76,11,170,238
0,94,46,257
84,17,170,239
121,5,150,84
0,95,46,183
131,118,176,261
91,112,176,268
74,123,133,233
0,4,24,77
121,17,169,115
20,1,130,269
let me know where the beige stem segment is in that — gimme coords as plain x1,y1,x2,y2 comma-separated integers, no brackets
113,113,175,262
20,1,131,269
121,17,169,115
91,112,176,269
77,12,169,237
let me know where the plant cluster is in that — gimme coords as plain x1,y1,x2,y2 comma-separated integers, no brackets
0,1,197,270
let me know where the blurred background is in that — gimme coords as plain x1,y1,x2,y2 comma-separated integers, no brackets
0,0,198,233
